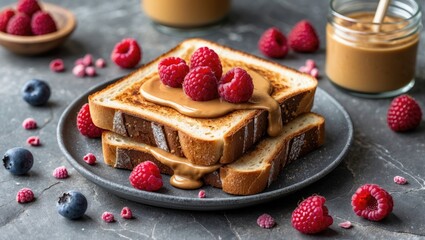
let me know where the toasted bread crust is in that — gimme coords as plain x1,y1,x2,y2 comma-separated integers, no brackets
101,113,325,195
90,38,318,166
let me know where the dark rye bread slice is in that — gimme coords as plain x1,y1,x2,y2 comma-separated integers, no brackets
89,38,317,166
101,113,325,195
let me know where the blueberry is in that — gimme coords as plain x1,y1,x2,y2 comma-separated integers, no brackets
57,191,88,220
22,79,51,106
2,147,34,175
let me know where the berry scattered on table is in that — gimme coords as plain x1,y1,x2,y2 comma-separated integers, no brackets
288,20,320,53
57,191,88,220
218,67,254,103
95,58,106,68
257,213,276,229
85,66,96,77
6,13,31,36
258,27,289,58
393,176,407,185
291,195,333,234
129,161,163,191
387,94,422,132
83,153,96,165
351,184,393,221
158,57,189,88
120,207,133,219
183,66,218,101
22,118,37,130
76,103,102,138
26,136,40,146
72,64,86,77
0,8,15,32
190,46,222,80
111,38,142,68
198,190,206,198
16,0,41,17
82,54,93,66
49,59,65,72
31,11,57,35
22,79,51,106
16,187,34,203
102,212,115,223
338,221,352,229
53,166,69,179
2,147,34,175
298,59,320,78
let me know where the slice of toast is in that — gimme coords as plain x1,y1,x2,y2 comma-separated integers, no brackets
102,113,325,195
89,38,318,166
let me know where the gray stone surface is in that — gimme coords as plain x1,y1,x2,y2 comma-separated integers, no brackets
0,0,424,239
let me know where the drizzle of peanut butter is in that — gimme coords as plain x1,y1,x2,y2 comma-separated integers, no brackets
140,70,283,137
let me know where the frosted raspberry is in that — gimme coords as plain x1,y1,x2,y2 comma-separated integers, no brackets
75,58,84,66
111,38,142,68
394,176,407,185
305,59,316,69
102,212,115,223
0,8,15,33
351,184,393,221
27,136,40,146
310,68,319,78
82,54,93,66
338,221,352,229
158,57,189,88
53,166,69,179
120,207,133,219
198,190,206,198
129,161,163,191
291,195,333,234
183,66,219,101
95,58,106,68
76,103,102,138
50,59,65,72
257,213,276,229
16,187,34,203
83,153,96,165
258,27,289,58
190,47,222,80
218,67,254,103
85,66,96,77
73,64,86,77
31,11,57,35
387,95,422,132
22,118,37,129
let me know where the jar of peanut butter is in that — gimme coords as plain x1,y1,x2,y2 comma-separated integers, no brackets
142,0,231,28
326,0,422,98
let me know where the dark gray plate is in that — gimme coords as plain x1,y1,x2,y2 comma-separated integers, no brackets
57,80,353,211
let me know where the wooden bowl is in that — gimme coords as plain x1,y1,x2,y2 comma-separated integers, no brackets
0,3,76,55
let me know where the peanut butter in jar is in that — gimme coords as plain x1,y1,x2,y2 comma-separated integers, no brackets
142,0,231,28
326,0,422,98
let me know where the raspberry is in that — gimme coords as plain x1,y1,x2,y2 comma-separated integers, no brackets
6,13,31,36
129,161,163,191
82,54,93,66
85,66,97,77
53,166,69,179
183,66,219,101
111,38,142,68
102,212,115,223
257,213,276,229
198,190,206,198
16,187,34,203
95,58,106,68
83,153,96,165
0,8,15,32
73,64,86,77
394,176,407,185
16,0,41,17
31,11,57,35
258,27,289,58
288,20,320,53
120,207,133,219
338,221,352,229
387,95,422,132
22,118,37,129
291,195,333,234
26,136,40,146
351,184,393,221
190,47,222,80
158,57,189,88
218,67,254,103
76,103,102,138
49,59,65,72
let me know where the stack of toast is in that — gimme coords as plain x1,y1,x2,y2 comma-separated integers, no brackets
88,38,324,195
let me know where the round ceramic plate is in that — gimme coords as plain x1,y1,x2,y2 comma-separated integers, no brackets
57,80,353,211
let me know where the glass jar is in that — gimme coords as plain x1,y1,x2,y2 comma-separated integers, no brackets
326,0,422,98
